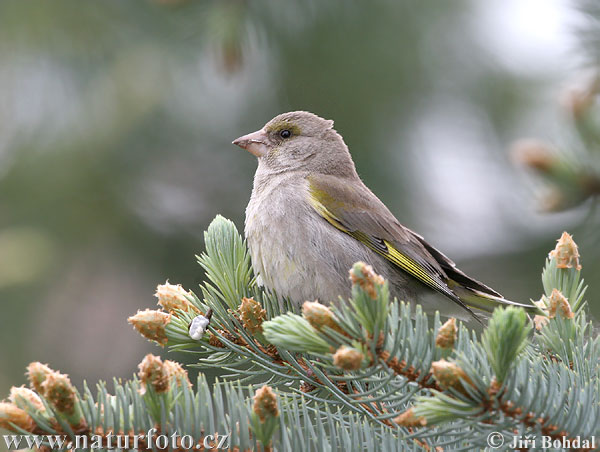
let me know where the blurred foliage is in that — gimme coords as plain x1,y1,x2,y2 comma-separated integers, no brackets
577,0,600,66
0,1,599,438
511,73,600,211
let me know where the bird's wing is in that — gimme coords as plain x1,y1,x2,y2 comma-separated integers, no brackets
307,174,538,317
409,229,502,297
396,210,539,313
307,174,479,319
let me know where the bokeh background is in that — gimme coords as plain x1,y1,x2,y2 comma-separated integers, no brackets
1,0,599,430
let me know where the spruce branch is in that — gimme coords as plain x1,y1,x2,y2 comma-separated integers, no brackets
123,215,599,450
3,216,598,451
481,307,529,383
1,358,425,452
404,233,599,450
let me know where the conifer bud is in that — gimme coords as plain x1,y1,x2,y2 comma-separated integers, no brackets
9,386,45,412
302,301,343,334
138,354,171,395
333,346,363,371
431,360,472,394
549,232,582,271
41,371,84,427
155,282,200,315
349,262,385,299
562,88,595,118
547,289,575,319
128,309,171,346
533,315,549,330
510,139,556,173
435,318,457,350
561,76,599,118
238,297,266,335
253,385,279,423
208,332,224,348
26,362,53,394
545,189,570,212
163,360,190,388
0,402,35,432
41,372,76,415
393,407,427,427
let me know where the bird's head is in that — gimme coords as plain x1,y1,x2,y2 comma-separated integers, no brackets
233,111,356,176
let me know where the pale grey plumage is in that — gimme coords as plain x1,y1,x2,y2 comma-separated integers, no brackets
234,111,537,324
245,171,473,321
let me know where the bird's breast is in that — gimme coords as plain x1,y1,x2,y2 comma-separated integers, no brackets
245,176,353,304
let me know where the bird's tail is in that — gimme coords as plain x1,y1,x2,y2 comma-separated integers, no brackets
453,287,541,315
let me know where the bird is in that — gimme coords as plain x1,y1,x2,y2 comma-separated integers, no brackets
233,111,537,324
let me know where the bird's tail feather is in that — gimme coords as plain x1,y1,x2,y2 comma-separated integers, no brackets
454,287,541,314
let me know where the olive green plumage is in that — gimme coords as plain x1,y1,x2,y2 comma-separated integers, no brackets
233,111,537,325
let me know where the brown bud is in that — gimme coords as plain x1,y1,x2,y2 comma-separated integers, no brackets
549,232,582,271
547,289,574,319
238,297,266,335
41,371,78,417
560,76,600,118
208,332,224,348
332,346,363,371
9,386,45,412
562,88,595,118
533,315,549,331
0,402,36,433
302,301,344,334
435,318,457,349
532,297,547,311
253,385,279,423
393,407,427,427
163,360,190,388
26,362,53,394
541,188,568,213
128,309,171,346
349,262,385,299
510,139,556,172
155,282,200,315
431,360,472,395
138,354,170,394
299,381,316,393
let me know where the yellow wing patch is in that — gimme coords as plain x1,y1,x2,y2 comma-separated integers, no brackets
309,190,450,296
383,241,439,288
308,196,348,231
356,236,452,296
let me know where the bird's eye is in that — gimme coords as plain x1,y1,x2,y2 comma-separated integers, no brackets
279,129,292,139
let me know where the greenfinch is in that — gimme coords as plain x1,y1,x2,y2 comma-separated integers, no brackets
234,111,536,324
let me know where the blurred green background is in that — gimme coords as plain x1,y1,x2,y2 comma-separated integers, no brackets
0,0,598,421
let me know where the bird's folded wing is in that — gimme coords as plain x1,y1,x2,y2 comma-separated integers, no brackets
307,174,478,316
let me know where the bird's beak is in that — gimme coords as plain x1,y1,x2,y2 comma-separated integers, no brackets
232,129,269,157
